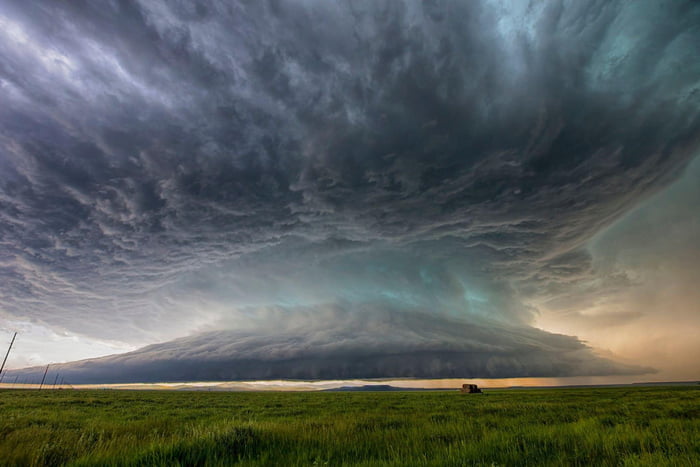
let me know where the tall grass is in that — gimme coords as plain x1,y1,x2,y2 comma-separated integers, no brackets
0,386,697,466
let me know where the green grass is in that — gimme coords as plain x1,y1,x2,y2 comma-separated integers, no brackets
0,386,698,466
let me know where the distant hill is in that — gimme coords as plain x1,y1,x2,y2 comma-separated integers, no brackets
323,385,426,392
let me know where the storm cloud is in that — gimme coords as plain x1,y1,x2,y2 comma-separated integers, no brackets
1,0,699,381
6,306,649,384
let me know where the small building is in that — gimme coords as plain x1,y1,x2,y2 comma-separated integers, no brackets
460,383,482,394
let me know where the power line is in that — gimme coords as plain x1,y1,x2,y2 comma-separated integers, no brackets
0,332,17,383
38,365,49,391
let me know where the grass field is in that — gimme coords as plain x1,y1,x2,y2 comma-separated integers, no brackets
0,386,698,466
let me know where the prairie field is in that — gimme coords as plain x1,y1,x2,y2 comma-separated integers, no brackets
0,386,698,466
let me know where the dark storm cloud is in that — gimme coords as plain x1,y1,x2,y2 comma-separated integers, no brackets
0,0,699,378
5,306,650,384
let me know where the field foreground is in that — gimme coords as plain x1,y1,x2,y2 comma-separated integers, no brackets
0,386,698,466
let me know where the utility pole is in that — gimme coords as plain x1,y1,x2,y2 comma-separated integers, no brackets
0,332,17,383
38,364,49,391
52,373,60,389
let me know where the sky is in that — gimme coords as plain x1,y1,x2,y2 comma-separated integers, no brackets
0,0,699,385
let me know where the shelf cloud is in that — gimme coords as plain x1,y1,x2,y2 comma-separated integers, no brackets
6,306,651,384
1,0,699,382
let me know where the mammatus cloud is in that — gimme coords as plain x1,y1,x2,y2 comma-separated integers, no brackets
0,0,699,381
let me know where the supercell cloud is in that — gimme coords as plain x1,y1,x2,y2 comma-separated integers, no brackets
0,0,699,382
